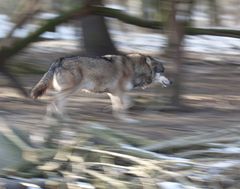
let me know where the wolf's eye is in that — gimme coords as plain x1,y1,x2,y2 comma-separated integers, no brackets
147,78,152,83
154,66,164,73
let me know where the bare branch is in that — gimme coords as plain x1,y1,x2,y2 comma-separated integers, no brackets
6,0,41,39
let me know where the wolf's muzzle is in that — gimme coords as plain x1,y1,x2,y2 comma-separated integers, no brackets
154,73,172,87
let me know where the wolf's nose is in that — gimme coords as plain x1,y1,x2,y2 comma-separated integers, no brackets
169,80,173,85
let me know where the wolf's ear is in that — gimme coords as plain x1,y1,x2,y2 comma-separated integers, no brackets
145,56,152,65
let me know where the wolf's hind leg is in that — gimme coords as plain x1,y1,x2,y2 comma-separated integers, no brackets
46,87,78,121
46,94,66,118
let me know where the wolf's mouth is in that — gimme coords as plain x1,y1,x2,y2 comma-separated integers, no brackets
154,73,171,87
161,81,168,88
160,81,171,88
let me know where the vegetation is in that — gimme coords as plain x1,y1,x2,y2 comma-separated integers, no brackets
0,0,240,188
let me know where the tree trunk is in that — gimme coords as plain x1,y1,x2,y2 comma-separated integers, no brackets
79,0,118,56
208,0,220,26
81,15,118,56
167,0,186,107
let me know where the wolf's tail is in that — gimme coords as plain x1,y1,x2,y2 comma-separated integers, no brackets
30,58,62,99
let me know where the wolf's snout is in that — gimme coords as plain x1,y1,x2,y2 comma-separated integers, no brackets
155,73,171,87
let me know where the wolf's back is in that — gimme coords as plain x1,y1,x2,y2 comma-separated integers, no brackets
30,59,62,99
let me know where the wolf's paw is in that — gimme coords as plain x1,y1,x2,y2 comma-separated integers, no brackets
122,117,140,124
43,115,58,125
117,115,140,124
113,112,140,124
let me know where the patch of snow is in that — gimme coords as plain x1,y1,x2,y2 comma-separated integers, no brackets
105,4,127,11
209,147,240,154
184,35,240,55
210,160,240,168
111,29,240,55
35,12,58,20
0,14,240,55
75,182,95,189
110,30,167,54
20,182,42,189
54,25,78,40
157,182,198,189
0,14,9,20
0,14,14,38
121,144,190,162
158,182,184,189
13,24,37,38
207,160,240,174
29,134,45,144
40,31,59,39
88,122,107,130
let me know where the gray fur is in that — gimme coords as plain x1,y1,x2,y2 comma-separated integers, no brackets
31,54,171,122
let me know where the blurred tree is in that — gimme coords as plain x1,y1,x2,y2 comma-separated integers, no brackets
80,0,118,56
142,0,160,20
208,0,221,26
166,0,191,107
6,0,41,39
81,15,118,56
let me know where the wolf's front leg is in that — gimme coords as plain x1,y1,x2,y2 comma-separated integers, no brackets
107,93,138,123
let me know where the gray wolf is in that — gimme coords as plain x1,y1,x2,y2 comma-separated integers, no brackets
31,54,171,122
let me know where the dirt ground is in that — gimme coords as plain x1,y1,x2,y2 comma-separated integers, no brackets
0,50,240,142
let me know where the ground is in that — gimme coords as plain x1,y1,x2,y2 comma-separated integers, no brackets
0,46,240,142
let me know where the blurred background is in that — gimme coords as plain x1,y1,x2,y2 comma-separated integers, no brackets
0,0,240,188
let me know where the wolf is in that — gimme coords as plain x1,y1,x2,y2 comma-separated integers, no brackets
31,54,171,122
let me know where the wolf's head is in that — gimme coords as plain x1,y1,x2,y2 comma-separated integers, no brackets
102,54,171,88
145,56,172,88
